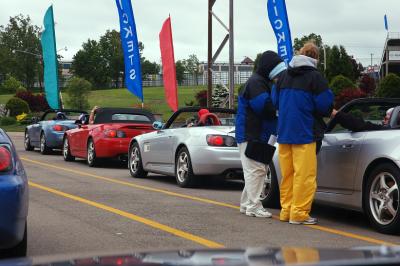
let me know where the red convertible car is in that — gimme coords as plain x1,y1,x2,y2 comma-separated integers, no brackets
62,108,155,167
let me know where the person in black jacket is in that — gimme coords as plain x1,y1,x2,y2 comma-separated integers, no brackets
235,51,286,218
331,107,394,132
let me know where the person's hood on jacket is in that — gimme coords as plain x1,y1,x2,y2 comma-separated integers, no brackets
288,55,318,76
256,51,286,80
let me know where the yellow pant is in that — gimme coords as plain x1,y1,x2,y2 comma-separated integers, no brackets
279,142,317,221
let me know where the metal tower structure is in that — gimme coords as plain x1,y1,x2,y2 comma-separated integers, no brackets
207,0,234,108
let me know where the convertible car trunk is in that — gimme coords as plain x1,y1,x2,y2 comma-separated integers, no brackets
114,124,154,138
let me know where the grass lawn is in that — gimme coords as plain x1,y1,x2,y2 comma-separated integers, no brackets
0,94,12,104
0,86,209,132
1,124,26,133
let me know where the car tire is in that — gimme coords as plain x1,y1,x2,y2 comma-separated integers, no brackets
87,139,99,167
261,163,281,209
2,222,27,258
24,131,34,151
63,137,75,162
364,163,400,234
40,132,51,155
175,147,197,188
129,142,148,178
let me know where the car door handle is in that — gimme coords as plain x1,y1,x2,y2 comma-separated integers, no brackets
342,144,353,149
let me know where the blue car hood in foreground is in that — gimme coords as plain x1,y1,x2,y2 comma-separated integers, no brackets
2,246,400,266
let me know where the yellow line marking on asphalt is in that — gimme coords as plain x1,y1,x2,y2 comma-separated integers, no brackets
306,224,396,246
22,157,238,209
29,181,224,248
23,157,398,247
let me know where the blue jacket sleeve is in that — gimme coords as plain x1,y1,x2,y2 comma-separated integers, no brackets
313,88,334,117
249,92,276,120
271,84,279,109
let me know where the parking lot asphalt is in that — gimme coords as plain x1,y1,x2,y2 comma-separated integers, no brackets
6,132,400,259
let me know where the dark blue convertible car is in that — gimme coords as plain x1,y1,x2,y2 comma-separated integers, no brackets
24,109,87,154
0,128,28,257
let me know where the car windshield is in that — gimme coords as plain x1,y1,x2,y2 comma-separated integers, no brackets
168,111,236,128
42,111,86,121
111,113,152,122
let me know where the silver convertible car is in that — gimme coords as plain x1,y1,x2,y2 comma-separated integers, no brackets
128,107,240,187
264,98,400,234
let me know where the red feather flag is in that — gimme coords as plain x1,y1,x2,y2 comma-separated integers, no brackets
159,16,178,111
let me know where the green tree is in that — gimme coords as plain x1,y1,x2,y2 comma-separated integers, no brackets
1,74,25,94
293,33,327,73
326,45,354,81
0,15,41,89
377,73,400,98
183,54,201,85
293,33,323,52
72,40,109,88
142,60,160,76
175,60,185,85
65,77,92,110
99,30,124,88
329,75,356,96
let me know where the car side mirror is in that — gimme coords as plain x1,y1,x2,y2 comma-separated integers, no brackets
152,121,164,130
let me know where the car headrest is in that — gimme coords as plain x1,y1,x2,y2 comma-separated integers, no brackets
389,106,400,129
198,113,221,126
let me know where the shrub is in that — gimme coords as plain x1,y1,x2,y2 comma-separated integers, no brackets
15,91,50,112
330,75,356,95
359,74,376,95
65,77,92,110
1,75,25,94
195,90,207,107
376,73,400,98
334,88,366,109
5,97,30,117
212,84,229,107
0,116,16,126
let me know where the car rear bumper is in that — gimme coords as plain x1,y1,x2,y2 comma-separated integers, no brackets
0,174,28,249
95,138,131,158
46,131,65,148
189,146,241,175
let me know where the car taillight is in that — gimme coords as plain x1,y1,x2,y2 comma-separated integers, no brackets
206,135,237,147
53,125,66,131
104,129,126,138
0,146,12,172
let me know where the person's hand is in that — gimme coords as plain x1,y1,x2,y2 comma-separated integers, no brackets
331,109,338,118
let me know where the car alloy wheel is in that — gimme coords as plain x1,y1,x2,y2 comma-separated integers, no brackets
260,167,272,201
260,164,280,208
87,140,96,166
369,171,399,226
175,147,197,187
63,137,74,161
177,152,189,183
130,146,140,174
24,132,33,151
129,143,147,178
40,133,50,154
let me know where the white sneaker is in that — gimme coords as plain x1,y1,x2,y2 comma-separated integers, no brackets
240,207,247,214
289,217,318,225
246,208,272,218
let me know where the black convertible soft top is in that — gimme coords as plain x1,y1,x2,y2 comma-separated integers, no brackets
93,107,155,124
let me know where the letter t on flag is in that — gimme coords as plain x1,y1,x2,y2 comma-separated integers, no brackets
159,16,178,112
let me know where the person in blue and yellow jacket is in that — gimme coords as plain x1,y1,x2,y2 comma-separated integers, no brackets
236,51,286,218
272,42,334,225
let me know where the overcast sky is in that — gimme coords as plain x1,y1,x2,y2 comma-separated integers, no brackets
1,1,398,66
